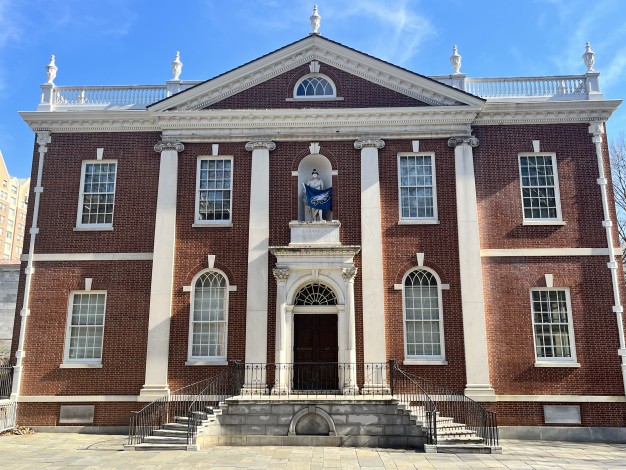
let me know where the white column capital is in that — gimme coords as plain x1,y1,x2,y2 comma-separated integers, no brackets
354,138,385,150
36,131,51,152
245,140,276,152
588,122,604,137
448,136,479,148
272,267,290,284
154,141,184,153
341,266,358,282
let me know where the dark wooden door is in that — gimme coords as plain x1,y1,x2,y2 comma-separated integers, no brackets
293,314,338,390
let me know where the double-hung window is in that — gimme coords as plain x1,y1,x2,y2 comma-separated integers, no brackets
195,157,233,225
64,291,106,365
403,268,445,362
76,161,117,229
188,270,228,361
530,288,577,365
398,153,438,222
519,154,562,223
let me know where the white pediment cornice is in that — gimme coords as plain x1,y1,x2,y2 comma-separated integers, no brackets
475,100,622,125
148,36,485,112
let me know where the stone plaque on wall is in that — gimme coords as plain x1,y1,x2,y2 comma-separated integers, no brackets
543,405,581,424
59,405,95,424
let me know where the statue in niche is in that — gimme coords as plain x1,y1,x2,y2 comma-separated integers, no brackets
302,169,332,222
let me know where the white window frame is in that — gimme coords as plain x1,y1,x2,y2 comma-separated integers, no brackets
194,156,234,227
62,290,107,367
187,269,229,365
293,73,337,100
397,152,439,224
75,159,118,231
518,153,563,225
530,287,579,367
402,267,446,365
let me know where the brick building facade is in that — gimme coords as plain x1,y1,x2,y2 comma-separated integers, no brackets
9,31,626,439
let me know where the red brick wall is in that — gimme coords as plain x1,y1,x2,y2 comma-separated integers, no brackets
167,142,251,389
31,132,161,253
15,261,150,396
474,124,608,249
17,401,142,426
494,402,626,427
206,62,429,110
483,257,626,396
378,139,466,391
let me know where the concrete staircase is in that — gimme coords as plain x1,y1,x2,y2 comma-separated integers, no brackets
127,398,500,453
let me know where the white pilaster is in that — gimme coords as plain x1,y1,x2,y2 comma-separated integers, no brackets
11,131,50,401
342,267,358,393
140,141,184,399
355,137,387,391
244,140,276,373
273,267,289,394
589,123,626,394
449,136,495,401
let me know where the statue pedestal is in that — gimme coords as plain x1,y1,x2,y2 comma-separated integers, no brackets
289,220,341,246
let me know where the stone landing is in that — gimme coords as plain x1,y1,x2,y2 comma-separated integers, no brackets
197,396,425,449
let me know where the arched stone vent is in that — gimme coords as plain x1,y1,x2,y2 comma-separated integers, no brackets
288,406,337,436
294,283,337,305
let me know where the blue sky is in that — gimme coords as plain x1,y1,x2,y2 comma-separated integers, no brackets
0,0,625,178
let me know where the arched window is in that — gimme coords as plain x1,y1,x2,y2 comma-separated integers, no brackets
294,283,337,305
189,270,228,360
403,269,445,360
294,74,336,99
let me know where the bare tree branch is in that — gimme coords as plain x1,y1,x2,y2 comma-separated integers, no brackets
610,133,626,245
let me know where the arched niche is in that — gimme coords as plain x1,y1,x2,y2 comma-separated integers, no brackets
298,154,333,222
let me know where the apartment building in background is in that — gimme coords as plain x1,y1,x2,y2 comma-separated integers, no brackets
0,151,29,261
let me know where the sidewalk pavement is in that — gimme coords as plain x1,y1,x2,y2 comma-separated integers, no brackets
0,433,625,469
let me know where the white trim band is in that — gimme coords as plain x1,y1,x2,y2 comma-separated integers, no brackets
20,253,154,262
18,395,140,403
481,248,622,257
496,395,626,402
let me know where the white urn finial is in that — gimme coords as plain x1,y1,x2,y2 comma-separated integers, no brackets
582,41,595,72
450,45,462,74
46,55,58,84
171,51,182,80
310,5,321,35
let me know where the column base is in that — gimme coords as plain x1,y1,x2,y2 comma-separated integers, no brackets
139,384,170,401
464,384,496,402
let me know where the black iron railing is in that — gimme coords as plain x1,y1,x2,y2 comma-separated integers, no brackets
238,362,389,397
128,363,241,447
390,360,499,446
0,361,14,399
186,366,241,445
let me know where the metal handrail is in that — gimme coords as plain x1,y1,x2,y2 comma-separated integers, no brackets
186,364,242,445
390,360,499,446
0,361,14,399
389,360,438,444
128,365,238,447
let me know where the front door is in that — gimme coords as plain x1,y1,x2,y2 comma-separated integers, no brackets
293,314,338,390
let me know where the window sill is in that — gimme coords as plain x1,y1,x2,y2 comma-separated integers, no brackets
192,223,233,228
403,359,448,366
74,226,114,232
398,219,440,225
534,361,580,368
285,97,344,102
522,220,566,226
185,360,229,366
60,362,103,369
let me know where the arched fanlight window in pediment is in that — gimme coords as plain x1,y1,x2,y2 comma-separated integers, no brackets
294,283,337,305
294,74,336,99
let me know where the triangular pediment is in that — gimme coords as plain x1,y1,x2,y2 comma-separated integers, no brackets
149,35,484,112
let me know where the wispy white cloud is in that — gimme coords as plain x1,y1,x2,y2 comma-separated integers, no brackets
0,0,23,48
325,0,436,66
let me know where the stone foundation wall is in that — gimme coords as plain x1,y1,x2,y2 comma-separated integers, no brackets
200,398,425,448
